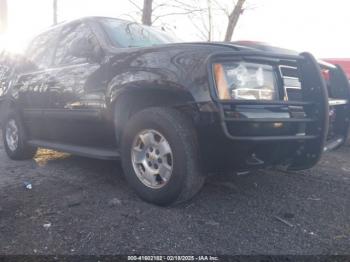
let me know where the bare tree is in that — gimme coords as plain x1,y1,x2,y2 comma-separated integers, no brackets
127,0,248,42
53,0,58,25
0,0,7,33
224,0,246,41
128,0,204,26
187,0,215,41
142,0,153,25
207,0,213,41
190,0,249,41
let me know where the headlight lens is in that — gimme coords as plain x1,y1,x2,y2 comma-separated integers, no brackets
213,62,277,100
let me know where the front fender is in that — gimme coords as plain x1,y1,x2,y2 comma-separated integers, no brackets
104,46,217,107
105,70,210,110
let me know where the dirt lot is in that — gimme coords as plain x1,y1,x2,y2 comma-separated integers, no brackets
0,132,349,255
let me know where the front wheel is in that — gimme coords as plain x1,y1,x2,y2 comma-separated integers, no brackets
120,107,205,206
2,112,37,160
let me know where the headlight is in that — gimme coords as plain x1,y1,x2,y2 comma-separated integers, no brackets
213,62,278,100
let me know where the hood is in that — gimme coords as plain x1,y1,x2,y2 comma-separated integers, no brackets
232,41,299,56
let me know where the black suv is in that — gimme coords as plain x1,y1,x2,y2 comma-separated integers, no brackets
0,17,347,205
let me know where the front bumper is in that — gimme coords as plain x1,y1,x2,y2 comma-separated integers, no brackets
206,52,329,170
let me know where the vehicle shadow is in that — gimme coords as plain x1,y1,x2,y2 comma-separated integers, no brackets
31,147,287,207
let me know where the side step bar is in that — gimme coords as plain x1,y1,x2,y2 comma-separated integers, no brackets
28,140,120,160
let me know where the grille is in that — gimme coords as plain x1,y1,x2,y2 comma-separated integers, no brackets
279,65,302,101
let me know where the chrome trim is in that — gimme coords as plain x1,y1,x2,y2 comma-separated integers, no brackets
279,65,302,101
328,99,348,106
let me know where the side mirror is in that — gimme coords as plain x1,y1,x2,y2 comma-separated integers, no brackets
69,37,102,62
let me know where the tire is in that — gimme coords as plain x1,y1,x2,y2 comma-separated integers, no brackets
2,112,37,160
120,107,205,206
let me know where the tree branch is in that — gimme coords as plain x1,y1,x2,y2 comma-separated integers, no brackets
152,9,204,23
128,0,143,11
224,0,246,41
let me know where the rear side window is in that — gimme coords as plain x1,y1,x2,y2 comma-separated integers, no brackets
54,22,98,66
26,28,60,70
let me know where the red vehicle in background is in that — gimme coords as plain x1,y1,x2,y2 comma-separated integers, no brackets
323,59,350,80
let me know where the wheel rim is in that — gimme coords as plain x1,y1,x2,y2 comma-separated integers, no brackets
5,119,19,152
131,129,173,189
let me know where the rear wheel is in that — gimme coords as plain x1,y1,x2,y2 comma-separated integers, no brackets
120,107,204,206
2,112,37,160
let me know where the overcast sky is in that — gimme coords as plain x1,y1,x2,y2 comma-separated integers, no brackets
1,0,349,58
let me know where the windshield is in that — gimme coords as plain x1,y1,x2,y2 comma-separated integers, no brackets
99,18,179,48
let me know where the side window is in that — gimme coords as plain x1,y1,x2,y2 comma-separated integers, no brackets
26,29,59,70
54,22,99,66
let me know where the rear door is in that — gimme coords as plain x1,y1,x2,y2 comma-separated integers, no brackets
0,52,10,121
13,28,60,139
0,52,10,99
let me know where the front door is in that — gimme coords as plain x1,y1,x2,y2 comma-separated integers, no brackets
44,22,113,147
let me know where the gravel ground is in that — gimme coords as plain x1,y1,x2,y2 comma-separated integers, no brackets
0,132,349,255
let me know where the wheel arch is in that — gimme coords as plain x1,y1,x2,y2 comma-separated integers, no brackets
0,97,20,124
108,82,200,146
